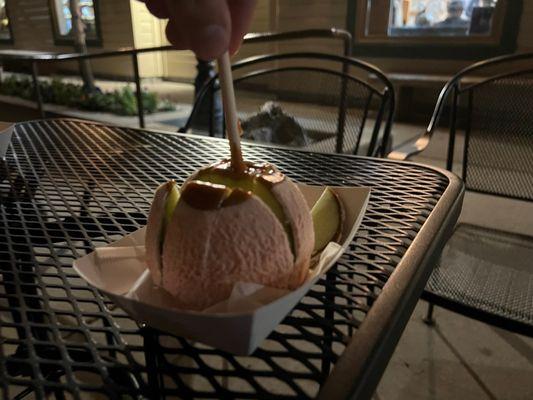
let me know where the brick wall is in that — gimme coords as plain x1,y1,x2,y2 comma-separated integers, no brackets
516,0,533,52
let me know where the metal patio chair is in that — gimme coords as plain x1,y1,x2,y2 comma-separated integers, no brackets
180,52,395,157
389,52,533,336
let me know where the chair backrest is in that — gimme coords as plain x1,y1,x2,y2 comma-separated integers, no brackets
242,28,353,57
182,52,395,157
431,53,533,201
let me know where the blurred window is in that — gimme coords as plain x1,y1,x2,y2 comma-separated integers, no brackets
387,0,499,37
51,0,100,45
352,0,518,59
0,0,12,42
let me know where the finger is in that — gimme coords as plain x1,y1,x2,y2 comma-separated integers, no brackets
142,0,170,19
164,0,231,61
165,19,189,50
228,0,257,55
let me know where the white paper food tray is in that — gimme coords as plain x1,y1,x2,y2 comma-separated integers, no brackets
74,184,370,355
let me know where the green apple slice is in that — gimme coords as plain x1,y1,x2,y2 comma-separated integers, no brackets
311,187,343,254
145,180,182,285
159,180,181,254
164,180,180,226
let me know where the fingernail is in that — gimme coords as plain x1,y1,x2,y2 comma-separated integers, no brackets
194,24,228,61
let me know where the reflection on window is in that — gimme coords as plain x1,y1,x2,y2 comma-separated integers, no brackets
0,0,11,41
53,0,98,41
388,0,498,37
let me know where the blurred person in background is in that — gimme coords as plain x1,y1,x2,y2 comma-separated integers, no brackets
434,0,469,28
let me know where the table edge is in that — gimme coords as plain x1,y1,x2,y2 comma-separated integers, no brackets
318,169,464,400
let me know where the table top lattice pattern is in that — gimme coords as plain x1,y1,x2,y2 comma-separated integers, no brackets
0,120,450,399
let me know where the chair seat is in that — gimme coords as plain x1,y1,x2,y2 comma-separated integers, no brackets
424,223,533,335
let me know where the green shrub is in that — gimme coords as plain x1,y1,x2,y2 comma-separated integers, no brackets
0,75,35,100
81,90,114,112
141,90,158,114
0,75,175,116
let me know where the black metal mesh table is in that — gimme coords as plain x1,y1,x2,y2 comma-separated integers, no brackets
0,119,463,399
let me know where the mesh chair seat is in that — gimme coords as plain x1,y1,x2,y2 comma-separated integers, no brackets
425,223,533,334
402,53,533,335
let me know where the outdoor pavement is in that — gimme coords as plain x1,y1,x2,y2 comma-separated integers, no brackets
2,76,532,399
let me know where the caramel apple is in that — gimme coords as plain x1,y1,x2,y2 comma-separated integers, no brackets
145,160,314,310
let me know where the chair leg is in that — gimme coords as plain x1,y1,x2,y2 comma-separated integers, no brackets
423,302,436,326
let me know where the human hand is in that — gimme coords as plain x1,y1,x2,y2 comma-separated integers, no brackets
141,0,257,60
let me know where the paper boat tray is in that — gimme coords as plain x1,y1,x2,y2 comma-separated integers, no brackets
74,184,370,355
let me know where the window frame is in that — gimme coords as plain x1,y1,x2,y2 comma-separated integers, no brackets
49,0,103,47
0,0,14,44
346,0,522,60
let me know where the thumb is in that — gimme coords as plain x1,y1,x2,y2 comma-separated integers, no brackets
164,0,231,61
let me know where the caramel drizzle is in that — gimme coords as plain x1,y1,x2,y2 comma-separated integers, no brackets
181,160,285,210
207,159,285,187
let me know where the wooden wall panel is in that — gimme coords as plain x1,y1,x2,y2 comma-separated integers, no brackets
516,0,533,51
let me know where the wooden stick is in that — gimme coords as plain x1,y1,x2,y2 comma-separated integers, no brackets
217,51,244,172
